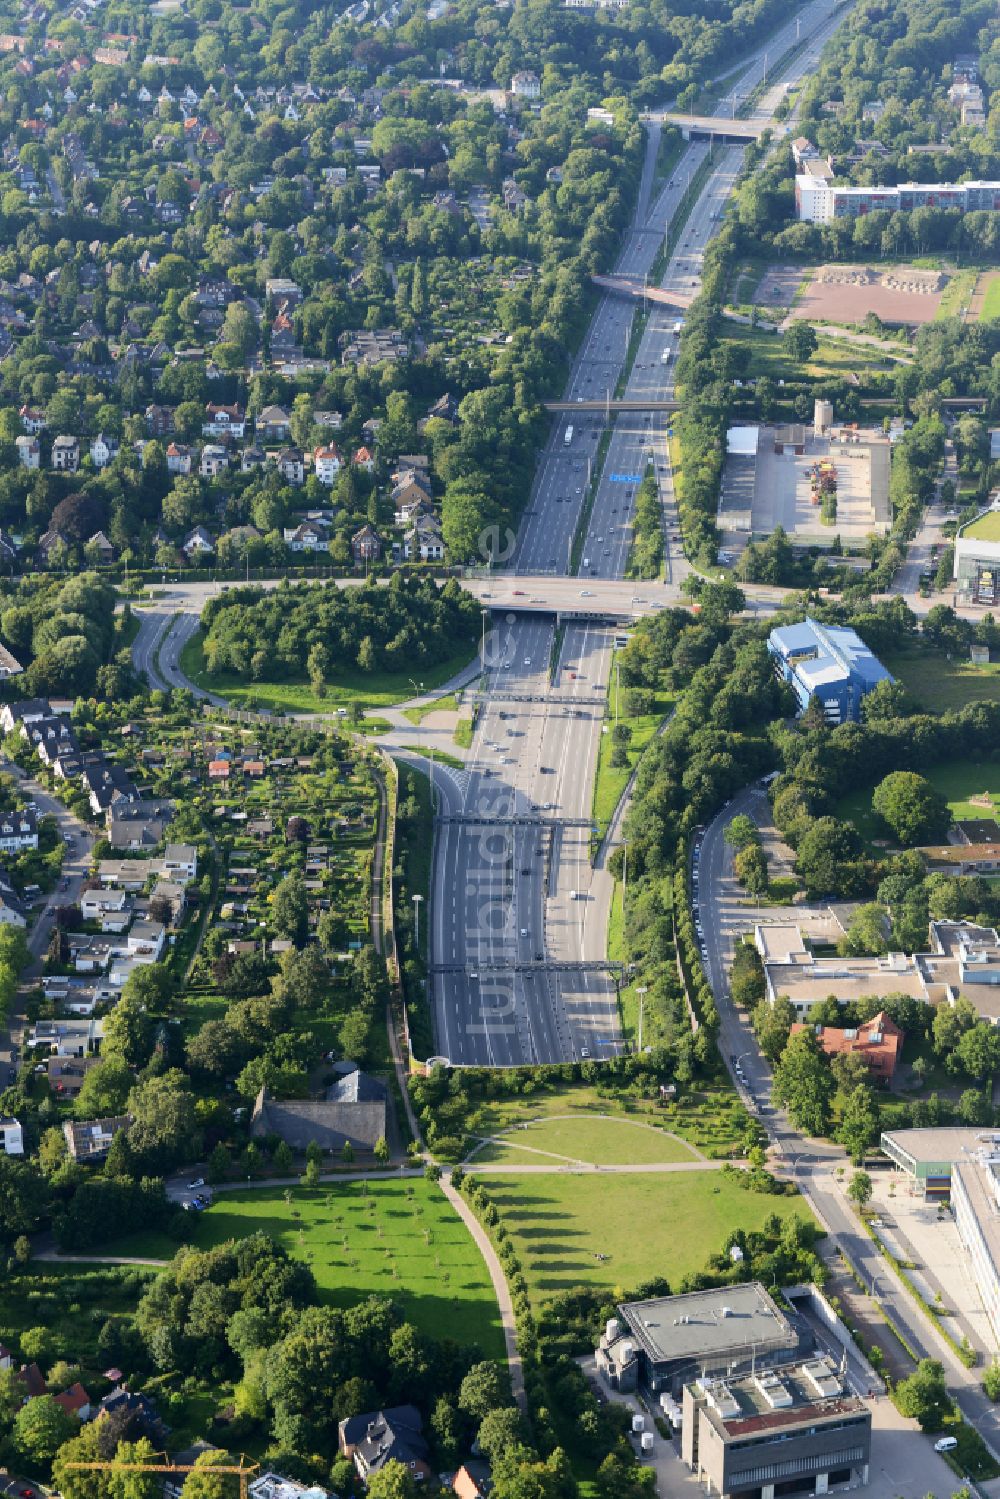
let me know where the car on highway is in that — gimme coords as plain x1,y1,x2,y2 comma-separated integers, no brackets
523,657,532,666
579,590,593,598
519,927,529,937
580,1047,590,1059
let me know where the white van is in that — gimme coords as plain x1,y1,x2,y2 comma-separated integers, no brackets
933,1437,958,1453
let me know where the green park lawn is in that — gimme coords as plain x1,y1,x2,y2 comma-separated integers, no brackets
980,274,1000,322
97,1180,504,1359
837,757,1000,846
454,1080,751,1159
880,646,1000,714
468,1113,702,1167
475,1170,816,1306
180,630,475,715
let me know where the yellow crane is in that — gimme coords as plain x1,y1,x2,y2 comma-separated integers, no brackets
66,1457,260,1499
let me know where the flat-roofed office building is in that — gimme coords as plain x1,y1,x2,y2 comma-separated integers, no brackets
596,1282,801,1396
682,1355,871,1498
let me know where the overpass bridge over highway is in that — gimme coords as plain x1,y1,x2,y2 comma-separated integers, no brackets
591,274,694,310
543,398,678,412
645,110,772,143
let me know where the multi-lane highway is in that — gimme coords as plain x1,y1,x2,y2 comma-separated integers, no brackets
428,0,851,1066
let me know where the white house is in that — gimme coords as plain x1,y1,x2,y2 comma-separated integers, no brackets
284,522,330,553
200,444,229,478
202,403,246,438
313,444,342,484
182,526,215,558
51,435,80,472
15,435,39,469
510,70,540,98
157,843,198,883
90,433,120,468
0,1115,24,1155
166,441,193,474
80,888,133,933
0,809,38,852
277,448,305,485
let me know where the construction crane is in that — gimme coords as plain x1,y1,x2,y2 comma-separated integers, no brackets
66,1458,260,1499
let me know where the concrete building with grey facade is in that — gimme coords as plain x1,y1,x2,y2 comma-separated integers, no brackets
681,1356,871,1498
596,1283,802,1397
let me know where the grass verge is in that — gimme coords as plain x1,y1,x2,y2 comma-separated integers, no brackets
180,630,475,714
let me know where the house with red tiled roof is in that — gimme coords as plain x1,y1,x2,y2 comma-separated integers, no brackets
790,1010,903,1084
53,1382,92,1420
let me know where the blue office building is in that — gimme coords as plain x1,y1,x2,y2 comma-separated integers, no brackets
767,616,892,724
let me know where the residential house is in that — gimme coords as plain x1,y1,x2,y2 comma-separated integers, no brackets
97,1387,165,1444
353,445,375,472
453,1463,492,1499
27,1017,104,1057
158,843,198,882
510,70,540,98
108,797,174,851
47,1054,101,1096
182,526,214,558
313,445,342,484
51,434,80,471
339,1406,430,1484
80,888,133,932
86,530,115,564
63,1115,129,1162
790,1011,904,1084
146,404,175,437
90,433,119,468
264,277,302,305
351,524,381,563
251,1068,388,1152
241,445,266,472
53,1384,92,1421
0,699,49,734
257,404,291,440
403,514,444,562
0,645,21,679
97,858,154,890
19,404,46,433
284,521,330,552
0,1115,24,1155
0,875,26,928
203,403,246,438
0,810,36,852
166,441,193,475
15,435,39,469
426,392,458,424
200,443,230,478
151,880,186,923
37,528,71,565
277,447,305,485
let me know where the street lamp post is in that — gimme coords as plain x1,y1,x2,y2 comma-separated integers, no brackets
635,986,648,1052
412,893,424,957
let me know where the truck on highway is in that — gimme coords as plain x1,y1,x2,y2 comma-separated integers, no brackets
661,345,671,363
672,319,683,335
564,424,574,446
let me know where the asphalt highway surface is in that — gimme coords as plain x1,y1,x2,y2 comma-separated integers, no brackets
429,0,849,1066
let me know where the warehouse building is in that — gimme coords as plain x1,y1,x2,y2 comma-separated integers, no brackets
767,618,892,723
681,1355,872,1497
596,1282,802,1397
